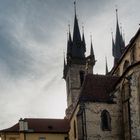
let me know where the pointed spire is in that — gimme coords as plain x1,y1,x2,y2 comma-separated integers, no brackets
71,0,85,59
112,31,116,57
112,9,125,63
105,57,109,74
73,0,81,44
90,35,94,57
82,26,86,52
74,0,77,16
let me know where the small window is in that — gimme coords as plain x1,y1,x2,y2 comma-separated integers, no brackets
79,71,85,86
39,137,46,140
74,120,77,138
101,110,111,131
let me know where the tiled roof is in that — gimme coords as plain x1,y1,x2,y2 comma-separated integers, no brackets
0,118,69,133
79,74,119,102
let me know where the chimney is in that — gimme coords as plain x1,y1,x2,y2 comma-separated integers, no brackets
19,118,28,131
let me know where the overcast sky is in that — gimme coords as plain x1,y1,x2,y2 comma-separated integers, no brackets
0,0,140,129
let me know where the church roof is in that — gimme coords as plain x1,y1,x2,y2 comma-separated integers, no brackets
0,118,69,133
79,74,119,103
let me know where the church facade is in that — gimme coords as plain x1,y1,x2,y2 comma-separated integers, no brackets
1,4,140,140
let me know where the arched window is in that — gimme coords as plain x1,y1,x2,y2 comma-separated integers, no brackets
123,60,129,72
101,110,111,131
79,71,85,86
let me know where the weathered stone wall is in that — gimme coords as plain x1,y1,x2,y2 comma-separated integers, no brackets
69,104,80,140
84,100,123,140
66,64,93,107
126,66,140,140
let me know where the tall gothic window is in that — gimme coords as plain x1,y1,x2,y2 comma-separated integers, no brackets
101,110,111,131
74,120,77,139
79,71,85,86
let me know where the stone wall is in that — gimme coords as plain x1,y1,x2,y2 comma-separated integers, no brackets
84,101,123,140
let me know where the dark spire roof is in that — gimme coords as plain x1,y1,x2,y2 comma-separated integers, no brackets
73,11,81,44
105,57,109,74
70,1,85,59
115,9,122,58
112,9,125,65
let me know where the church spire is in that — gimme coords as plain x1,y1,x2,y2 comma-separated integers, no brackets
112,9,125,65
71,0,85,59
73,1,81,44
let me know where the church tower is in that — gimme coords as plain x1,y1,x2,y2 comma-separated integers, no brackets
63,2,96,109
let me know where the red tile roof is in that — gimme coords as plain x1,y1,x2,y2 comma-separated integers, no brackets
79,74,119,102
0,118,69,133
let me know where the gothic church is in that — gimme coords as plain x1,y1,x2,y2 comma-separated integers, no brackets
1,3,140,140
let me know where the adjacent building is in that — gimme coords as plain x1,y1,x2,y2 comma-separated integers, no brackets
0,118,69,140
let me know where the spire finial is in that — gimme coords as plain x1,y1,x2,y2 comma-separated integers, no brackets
90,34,92,43
68,24,70,33
74,0,77,15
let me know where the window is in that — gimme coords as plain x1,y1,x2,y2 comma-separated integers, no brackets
79,71,85,86
39,137,46,140
101,110,111,131
74,120,77,138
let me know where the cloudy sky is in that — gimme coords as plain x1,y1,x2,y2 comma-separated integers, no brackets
0,0,140,129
